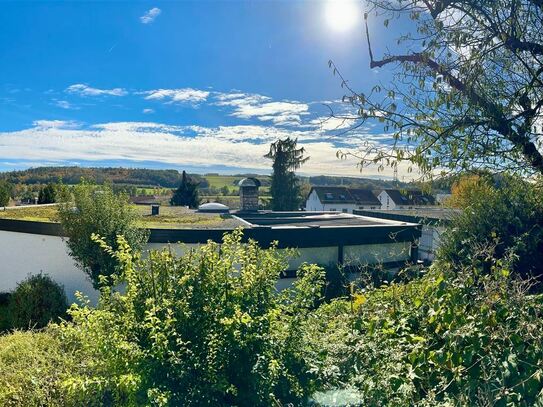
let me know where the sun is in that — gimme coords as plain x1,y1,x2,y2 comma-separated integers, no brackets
324,0,360,33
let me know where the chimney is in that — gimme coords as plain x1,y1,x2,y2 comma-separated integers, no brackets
238,177,261,212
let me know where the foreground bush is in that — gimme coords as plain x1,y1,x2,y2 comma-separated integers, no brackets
0,330,78,406
304,257,543,406
439,175,543,283
57,230,325,406
58,182,149,289
8,273,68,330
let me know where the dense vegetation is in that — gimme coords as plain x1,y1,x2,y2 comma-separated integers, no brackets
0,167,193,188
1,228,542,405
440,175,543,283
58,182,149,288
0,180,13,206
6,274,68,330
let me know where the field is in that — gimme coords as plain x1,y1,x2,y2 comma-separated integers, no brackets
204,174,271,195
0,205,242,229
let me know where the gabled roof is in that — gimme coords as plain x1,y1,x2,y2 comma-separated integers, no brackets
381,189,436,206
309,187,381,206
310,186,356,204
348,188,381,206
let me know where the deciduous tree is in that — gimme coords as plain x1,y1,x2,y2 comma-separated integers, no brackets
332,0,543,177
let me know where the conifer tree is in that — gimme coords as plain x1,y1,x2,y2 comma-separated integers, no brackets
264,137,309,211
170,171,199,208
38,183,57,204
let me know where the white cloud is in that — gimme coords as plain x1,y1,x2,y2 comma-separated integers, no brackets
66,84,127,97
55,100,78,110
143,88,210,104
213,92,309,125
140,7,161,24
0,121,399,177
32,120,80,129
309,116,356,131
142,108,155,114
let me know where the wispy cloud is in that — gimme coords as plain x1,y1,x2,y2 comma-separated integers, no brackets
140,7,161,24
55,100,78,110
32,120,80,129
142,108,155,114
66,84,127,97
143,88,210,104
213,92,309,125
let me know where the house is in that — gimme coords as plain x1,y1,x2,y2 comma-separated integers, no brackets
376,189,436,210
304,186,381,213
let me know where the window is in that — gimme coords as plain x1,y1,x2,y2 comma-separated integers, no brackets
330,208,336,211
342,208,348,213
339,194,346,200
325,193,333,200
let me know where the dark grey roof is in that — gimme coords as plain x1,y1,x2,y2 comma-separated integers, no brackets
309,187,380,206
310,186,356,204
382,189,436,206
348,188,381,206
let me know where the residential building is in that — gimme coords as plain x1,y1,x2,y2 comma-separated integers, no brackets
304,186,381,213
376,189,436,210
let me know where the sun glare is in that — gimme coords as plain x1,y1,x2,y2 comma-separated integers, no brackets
324,0,360,33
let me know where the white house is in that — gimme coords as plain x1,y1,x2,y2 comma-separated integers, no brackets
304,187,381,213
376,189,436,210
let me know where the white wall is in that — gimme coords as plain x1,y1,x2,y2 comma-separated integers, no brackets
304,190,322,211
0,230,414,304
418,225,445,262
0,230,99,303
304,190,359,213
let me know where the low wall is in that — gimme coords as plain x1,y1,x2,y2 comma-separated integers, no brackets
0,218,420,304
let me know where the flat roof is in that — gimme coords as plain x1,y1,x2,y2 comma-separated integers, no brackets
354,207,460,224
235,211,417,229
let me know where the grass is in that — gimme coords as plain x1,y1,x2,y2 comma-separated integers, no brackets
0,204,240,229
204,175,270,194
0,206,59,222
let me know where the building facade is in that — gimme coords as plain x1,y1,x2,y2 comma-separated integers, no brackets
304,186,381,213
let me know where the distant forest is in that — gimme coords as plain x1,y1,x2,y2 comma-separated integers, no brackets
0,167,199,188
0,166,452,192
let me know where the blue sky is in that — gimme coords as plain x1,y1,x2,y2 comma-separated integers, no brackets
0,1,408,177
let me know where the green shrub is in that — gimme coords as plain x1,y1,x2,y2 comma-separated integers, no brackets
0,292,11,331
58,229,325,406
0,330,78,406
438,175,543,283
58,181,149,288
38,183,57,204
304,258,543,405
8,274,68,330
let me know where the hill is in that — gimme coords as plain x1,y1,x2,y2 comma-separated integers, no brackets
0,166,447,192
0,167,194,188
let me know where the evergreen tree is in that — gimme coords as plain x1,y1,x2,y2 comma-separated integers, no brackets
38,183,57,204
0,181,12,207
170,171,199,208
264,137,309,211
